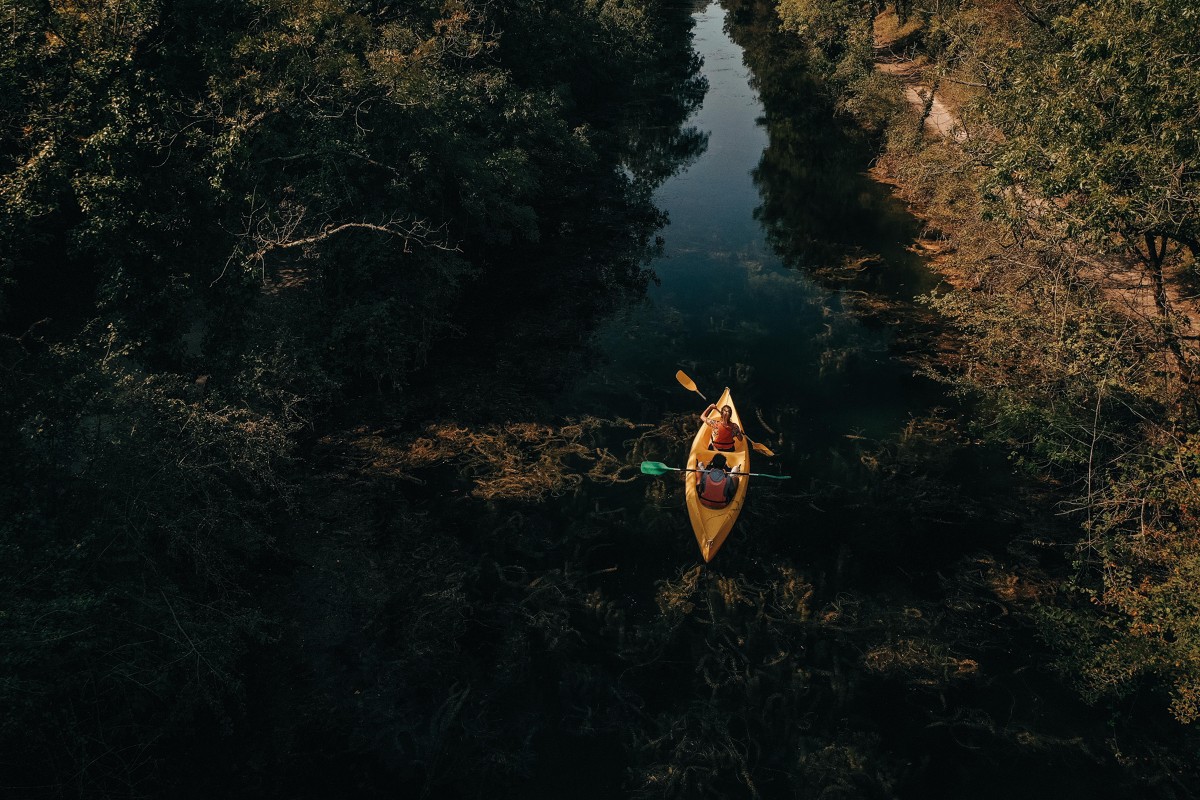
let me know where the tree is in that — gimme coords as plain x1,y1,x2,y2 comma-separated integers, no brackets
1,0,706,792
977,0,1200,381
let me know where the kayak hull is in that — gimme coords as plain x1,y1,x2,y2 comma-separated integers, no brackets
684,386,749,561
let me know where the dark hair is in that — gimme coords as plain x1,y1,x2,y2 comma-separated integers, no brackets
709,453,728,469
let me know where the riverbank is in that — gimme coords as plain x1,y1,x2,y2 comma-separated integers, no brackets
782,0,1200,786
868,6,1200,334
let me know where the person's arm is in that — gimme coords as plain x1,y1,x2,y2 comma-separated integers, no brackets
700,403,718,424
732,422,745,440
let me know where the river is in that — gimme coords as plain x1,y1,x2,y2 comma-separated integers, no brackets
556,3,941,455
283,1,1142,797
522,1,1134,796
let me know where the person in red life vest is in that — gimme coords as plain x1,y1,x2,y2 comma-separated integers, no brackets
701,403,744,452
697,453,739,507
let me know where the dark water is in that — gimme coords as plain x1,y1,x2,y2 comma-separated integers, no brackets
276,3,1145,798
553,0,951,563
514,2,1133,797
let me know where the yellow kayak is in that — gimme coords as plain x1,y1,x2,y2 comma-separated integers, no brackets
684,386,749,562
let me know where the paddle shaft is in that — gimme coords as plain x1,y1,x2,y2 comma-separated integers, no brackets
655,465,791,480
681,465,792,479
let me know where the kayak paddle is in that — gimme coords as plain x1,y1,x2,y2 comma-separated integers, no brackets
674,369,777,457
640,461,791,480
675,369,706,401
745,435,775,458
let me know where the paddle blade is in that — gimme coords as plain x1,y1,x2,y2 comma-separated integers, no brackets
750,440,776,457
754,473,792,480
639,461,676,476
675,370,706,400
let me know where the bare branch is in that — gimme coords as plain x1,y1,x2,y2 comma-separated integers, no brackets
248,218,459,263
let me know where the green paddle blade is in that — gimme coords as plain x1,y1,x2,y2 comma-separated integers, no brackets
640,461,676,476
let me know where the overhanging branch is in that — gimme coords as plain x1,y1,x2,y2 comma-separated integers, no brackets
213,204,459,287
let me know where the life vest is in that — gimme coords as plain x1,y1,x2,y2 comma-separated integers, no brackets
711,420,737,451
699,467,731,506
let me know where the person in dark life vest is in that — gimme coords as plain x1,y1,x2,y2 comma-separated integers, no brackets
697,453,738,507
701,403,744,452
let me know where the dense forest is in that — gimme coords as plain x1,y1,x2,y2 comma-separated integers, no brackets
4,0,1200,797
1,0,705,794
778,0,1200,769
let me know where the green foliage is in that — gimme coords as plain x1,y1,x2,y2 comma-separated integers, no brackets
777,0,873,47
977,0,1200,267
772,0,1200,732
0,330,284,792
0,0,702,792
773,0,904,134
878,0,1200,726
1047,431,1200,724
922,197,1200,724
776,0,875,95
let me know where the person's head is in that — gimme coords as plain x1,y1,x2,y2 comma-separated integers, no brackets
709,453,728,471
720,405,732,422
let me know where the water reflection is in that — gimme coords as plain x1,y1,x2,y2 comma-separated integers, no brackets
543,2,1132,798
300,1,1135,797
557,1,941,453
727,0,935,298
411,7,709,423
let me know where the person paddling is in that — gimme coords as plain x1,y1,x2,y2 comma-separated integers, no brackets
697,453,738,507
701,403,744,452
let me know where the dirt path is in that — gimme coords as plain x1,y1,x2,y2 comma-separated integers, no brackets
872,11,961,140
875,59,961,140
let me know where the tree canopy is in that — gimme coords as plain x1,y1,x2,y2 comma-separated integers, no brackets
979,0,1200,351
0,0,704,793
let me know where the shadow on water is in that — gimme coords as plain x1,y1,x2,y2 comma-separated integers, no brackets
259,1,1148,798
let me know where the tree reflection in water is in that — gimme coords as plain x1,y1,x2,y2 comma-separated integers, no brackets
225,4,1150,800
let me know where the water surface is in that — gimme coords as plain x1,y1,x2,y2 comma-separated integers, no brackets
559,3,941,475
530,3,1129,797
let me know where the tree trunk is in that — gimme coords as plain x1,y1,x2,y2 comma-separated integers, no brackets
1141,232,1195,388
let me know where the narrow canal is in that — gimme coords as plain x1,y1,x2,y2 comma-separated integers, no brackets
557,2,940,458
522,0,1133,796
289,1,1140,797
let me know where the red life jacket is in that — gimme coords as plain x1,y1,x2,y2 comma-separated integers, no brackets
699,468,731,505
712,420,737,451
